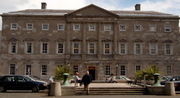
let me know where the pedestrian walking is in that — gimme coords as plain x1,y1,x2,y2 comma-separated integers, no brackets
80,71,92,95
74,72,81,87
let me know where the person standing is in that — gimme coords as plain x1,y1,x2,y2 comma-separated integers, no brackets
80,71,92,95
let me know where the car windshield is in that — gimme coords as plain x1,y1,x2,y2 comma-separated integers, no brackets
27,76,42,81
23,76,33,81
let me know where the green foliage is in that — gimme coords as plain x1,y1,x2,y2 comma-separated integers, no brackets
135,65,160,81
54,65,71,81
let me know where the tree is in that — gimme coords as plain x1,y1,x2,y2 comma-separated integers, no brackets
135,65,160,81
54,65,71,81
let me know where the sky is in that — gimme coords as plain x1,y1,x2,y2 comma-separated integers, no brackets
0,0,180,30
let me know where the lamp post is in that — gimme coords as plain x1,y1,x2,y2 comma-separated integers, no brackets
116,64,118,76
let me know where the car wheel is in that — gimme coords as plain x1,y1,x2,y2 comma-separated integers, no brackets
0,86,6,92
32,86,39,93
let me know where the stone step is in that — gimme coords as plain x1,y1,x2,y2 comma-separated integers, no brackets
75,87,145,95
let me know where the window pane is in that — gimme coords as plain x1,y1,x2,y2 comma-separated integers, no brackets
120,65,126,75
58,24,64,30
27,24,33,30
41,65,47,75
135,65,141,72
119,24,126,31
26,42,32,53
88,43,95,54
11,42,17,53
10,64,16,75
42,24,49,30
89,24,96,31
57,43,64,54
26,65,31,75
105,65,110,75
73,65,79,74
73,42,80,54
11,23,18,30
42,43,48,53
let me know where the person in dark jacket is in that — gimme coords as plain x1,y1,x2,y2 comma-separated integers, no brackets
80,71,92,95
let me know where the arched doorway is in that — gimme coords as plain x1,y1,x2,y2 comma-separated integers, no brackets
88,66,96,80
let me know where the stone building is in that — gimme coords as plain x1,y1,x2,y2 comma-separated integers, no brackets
0,3,180,80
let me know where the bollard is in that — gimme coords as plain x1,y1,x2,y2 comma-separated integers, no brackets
165,82,176,96
48,82,61,96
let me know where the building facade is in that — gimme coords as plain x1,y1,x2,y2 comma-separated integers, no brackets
0,3,180,80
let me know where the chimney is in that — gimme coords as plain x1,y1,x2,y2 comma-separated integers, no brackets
135,4,141,11
41,2,47,9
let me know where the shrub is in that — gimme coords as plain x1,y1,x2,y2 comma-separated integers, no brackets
135,65,160,81
54,65,71,81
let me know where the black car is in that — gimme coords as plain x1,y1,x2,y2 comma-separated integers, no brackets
160,76,180,91
0,75,48,92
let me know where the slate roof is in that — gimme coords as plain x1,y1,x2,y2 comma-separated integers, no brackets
1,4,179,18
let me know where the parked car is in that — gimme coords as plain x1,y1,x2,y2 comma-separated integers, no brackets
160,76,180,91
115,76,133,83
0,75,48,92
106,75,132,83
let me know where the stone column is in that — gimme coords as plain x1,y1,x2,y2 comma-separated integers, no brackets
97,22,101,59
65,22,71,64
82,22,86,60
113,22,118,57
165,82,176,96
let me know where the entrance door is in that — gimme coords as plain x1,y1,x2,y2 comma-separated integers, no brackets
88,67,96,80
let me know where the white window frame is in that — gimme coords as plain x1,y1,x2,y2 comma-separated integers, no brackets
9,42,17,54
134,24,142,31
103,42,112,54
56,42,64,54
88,24,96,31
72,42,81,54
119,24,126,31
42,24,49,30
26,23,33,30
57,24,65,31
164,43,173,55
10,23,18,30
41,42,49,54
105,65,111,75
25,42,33,54
149,43,158,55
104,24,112,31
119,43,128,55
134,43,143,55
25,65,31,75
149,24,156,32
73,24,80,31
41,65,47,76
164,25,172,32
9,64,16,75
88,42,96,54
